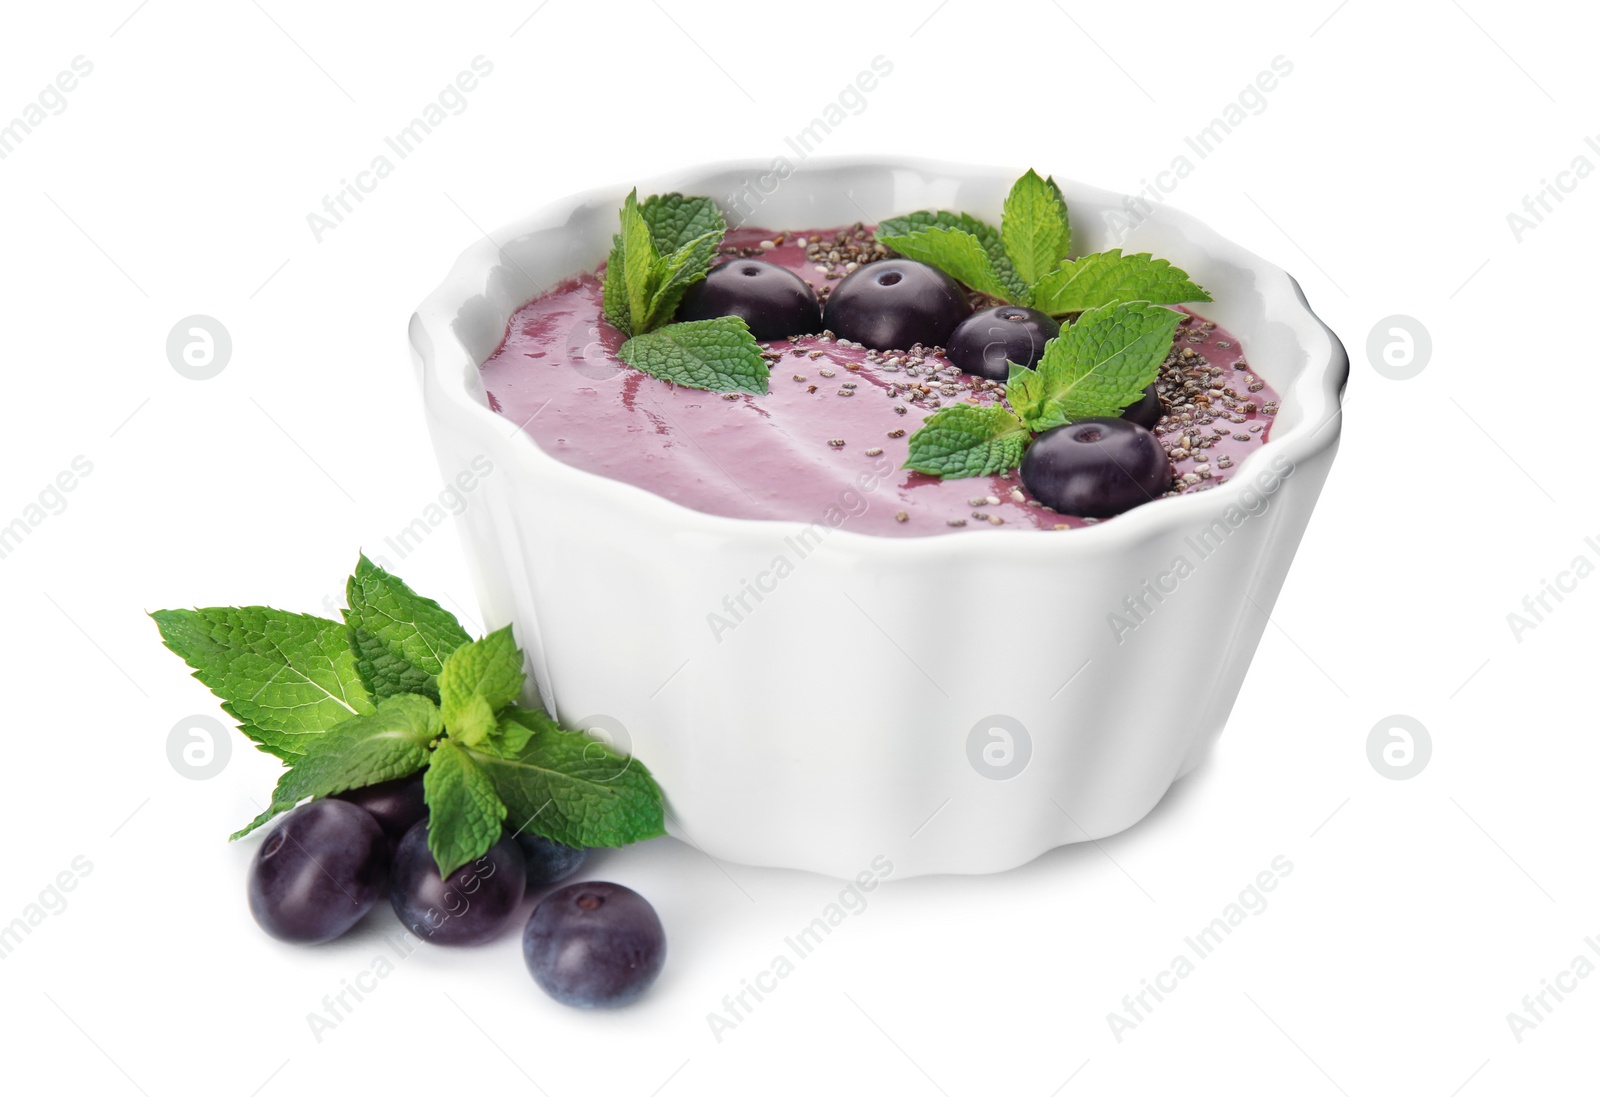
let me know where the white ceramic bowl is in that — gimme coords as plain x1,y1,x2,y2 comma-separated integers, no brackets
409,158,1347,879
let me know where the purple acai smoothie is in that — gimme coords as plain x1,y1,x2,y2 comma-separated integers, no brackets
479,226,1279,536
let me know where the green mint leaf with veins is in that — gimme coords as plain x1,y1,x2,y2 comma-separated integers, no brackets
641,230,721,331
639,193,726,254
1007,302,1181,431
621,191,657,337
601,236,632,336
618,316,769,394
1030,250,1211,315
466,726,665,849
1000,169,1071,286
600,189,656,337
151,607,374,761
904,403,1031,479
424,738,508,875
877,226,1020,303
229,693,438,839
342,554,471,703
437,625,525,746
877,208,1024,294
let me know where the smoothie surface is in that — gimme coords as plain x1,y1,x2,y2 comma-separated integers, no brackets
479,227,1279,535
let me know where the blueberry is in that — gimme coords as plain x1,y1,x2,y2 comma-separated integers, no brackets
1020,417,1172,518
945,306,1060,380
334,774,427,849
248,800,389,944
513,832,589,892
523,882,665,1008
675,259,821,340
1120,383,1163,430
822,260,971,350
389,821,527,946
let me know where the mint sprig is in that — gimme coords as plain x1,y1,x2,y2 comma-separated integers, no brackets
877,168,1209,315
599,190,769,393
153,557,667,876
903,302,1178,481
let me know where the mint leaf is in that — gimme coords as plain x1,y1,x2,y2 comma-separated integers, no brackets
618,316,769,394
877,226,1019,304
600,189,657,338
904,403,1031,479
151,607,374,761
879,208,998,245
1007,302,1181,430
424,739,508,875
467,728,665,849
342,554,471,703
639,193,725,254
230,693,438,839
878,209,1027,300
620,191,656,338
601,245,630,335
1000,169,1071,286
1031,250,1211,315
641,230,721,331
437,626,524,745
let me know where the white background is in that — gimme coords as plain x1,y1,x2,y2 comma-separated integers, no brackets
1,1,1595,1094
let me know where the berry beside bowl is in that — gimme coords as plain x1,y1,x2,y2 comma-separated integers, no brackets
410,159,1347,878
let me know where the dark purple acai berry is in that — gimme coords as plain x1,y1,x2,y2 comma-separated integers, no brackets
945,305,1060,380
513,832,589,892
822,260,971,350
248,799,389,944
675,259,821,340
389,821,527,946
1019,417,1172,518
334,773,427,849
523,882,665,1008
1120,383,1163,430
